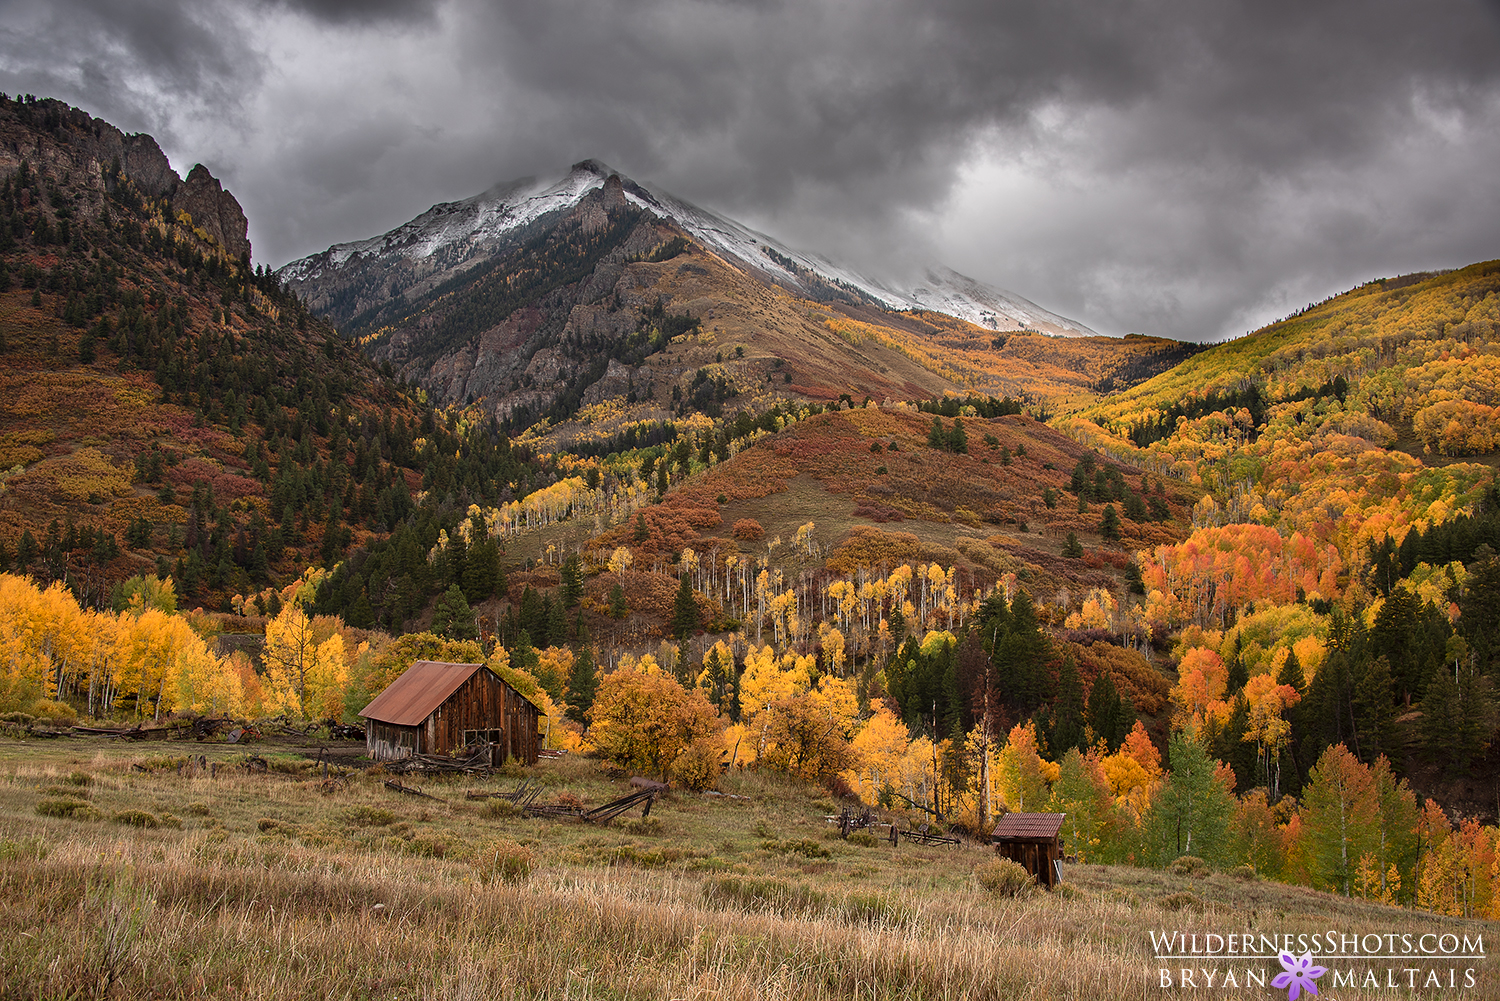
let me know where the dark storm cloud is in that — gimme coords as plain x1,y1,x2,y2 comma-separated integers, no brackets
0,0,258,138
268,0,439,25
3,0,1498,339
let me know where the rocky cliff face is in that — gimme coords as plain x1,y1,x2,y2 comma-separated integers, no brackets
0,97,249,260
173,163,251,261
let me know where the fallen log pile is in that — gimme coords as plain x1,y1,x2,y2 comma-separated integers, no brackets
522,786,660,825
324,720,366,740
72,721,184,740
465,780,543,807
383,747,494,775
384,779,442,800
464,779,662,824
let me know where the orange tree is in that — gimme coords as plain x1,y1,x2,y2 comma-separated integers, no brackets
588,664,722,779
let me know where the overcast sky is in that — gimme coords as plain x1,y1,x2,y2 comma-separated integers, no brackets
3,0,1499,341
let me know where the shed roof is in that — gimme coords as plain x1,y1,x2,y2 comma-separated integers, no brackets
991,812,1066,840
359,660,486,726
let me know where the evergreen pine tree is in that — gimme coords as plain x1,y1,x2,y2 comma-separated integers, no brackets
1050,654,1086,754
948,418,968,454
608,582,628,620
889,602,907,647
564,647,598,724
1207,694,1254,792
996,590,1048,715
1062,532,1084,558
1352,655,1397,763
1099,504,1122,542
544,597,567,649
1087,670,1124,749
15,529,38,568
432,584,477,640
349,591,375,629
445,531,468,590
560,553,583,608
1276,647,1305,692
518,585,544,638
511,630,540,678
463,538,501,602
672,573,700,639
1225,635,1248,696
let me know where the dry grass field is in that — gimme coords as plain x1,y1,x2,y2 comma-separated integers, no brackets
1,737,1496,1000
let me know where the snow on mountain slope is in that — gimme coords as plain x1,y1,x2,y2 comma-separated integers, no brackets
278,160,1098,337
277,167,611,283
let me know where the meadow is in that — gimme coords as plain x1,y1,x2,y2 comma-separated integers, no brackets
2,737,1496,1000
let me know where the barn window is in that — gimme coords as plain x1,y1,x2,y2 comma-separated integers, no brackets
463,729,503,747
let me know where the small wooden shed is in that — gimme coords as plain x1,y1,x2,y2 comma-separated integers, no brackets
359,660,542,765
991,812,1066,888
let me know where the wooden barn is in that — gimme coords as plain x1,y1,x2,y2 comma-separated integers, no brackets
359,660,542,765
991,812,1067,888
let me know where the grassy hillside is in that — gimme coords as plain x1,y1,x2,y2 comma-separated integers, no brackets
2,739,1494,1000
314,401,1201,656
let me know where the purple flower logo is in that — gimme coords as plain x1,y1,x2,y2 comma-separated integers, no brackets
1272,951,1327,1000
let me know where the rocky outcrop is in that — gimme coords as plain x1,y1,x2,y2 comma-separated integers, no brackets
0,97,250,259
112,133,178,198
173,164,251,261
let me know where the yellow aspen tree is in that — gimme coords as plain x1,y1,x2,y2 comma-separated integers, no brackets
170,642,244,716
817,622,846,675
110,609,195,718
80,609,120,718
896,734,939,812
845,698,911,803
0,575,56,710
587,665,721,778
304,632,349,721
996,721,1057,813
810,675,858,737
262,603,319,715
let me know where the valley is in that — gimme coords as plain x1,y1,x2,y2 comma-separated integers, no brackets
2,94,1500,999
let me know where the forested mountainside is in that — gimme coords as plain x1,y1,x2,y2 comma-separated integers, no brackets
1058,262,1500,811
0,95,554,614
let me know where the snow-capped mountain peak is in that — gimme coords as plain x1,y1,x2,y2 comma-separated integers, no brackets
278,160,1097,338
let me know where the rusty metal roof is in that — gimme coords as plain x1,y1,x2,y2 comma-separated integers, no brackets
991,812,1066,840
359,660,485,726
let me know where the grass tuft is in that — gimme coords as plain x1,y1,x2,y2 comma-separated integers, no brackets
701,875,827,916
341,805,396,827
470,838,535,884
974,858,1035,897
1156,890,1206,912
111,809,160,828
760,837,830,859
1166,855,1210,877
37,797,95,820
478,798,517,820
